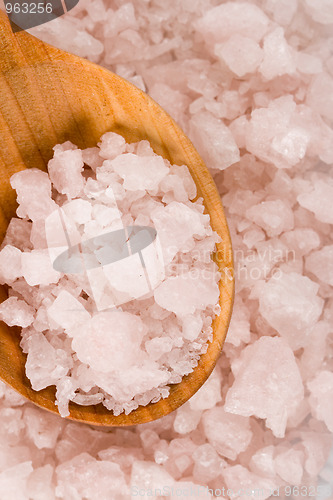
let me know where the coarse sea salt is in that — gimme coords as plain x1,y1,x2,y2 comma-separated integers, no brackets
0,132,220,417
0,0,331,497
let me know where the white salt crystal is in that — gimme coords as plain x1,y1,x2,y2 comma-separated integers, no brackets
130,460,174,495
222,465,277,500
305,245,333,286
47,290,91,334
189,111,240,171
0,245,22,284
189,369,222,411
48,148,85,198
225,337,304,437
202,406,252,460
275,448,304,485
62,199,92,225
195,2,269,44
0,297,34,327
98,132,126,159
246,199,294,237
173,403,202,435
111,153,168,191
193,443,225,483
10,169,58,222
297,179,333,224
260,27,296,80
72,311,146,372
82,147,104,171
255,272,323,350
154,271,219,316
215,35,263,77
181,315,203,341
249,446,276,477
21,250,60,286
308,371,333,433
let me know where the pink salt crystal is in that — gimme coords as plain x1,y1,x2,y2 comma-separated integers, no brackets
72,311,146,372
297,178,333,224
21,250,60,286
195,2,269,44
1,218,32,251
222,465,277,500
0,245,22,284
173,403,202,435
280,228,320,257
131,460,174,494
0,297,34,327
82,147,104,171
149,83,190,127
98,132,126,159
193,443,226,483
246,200,294,237
56,453,128,500
0,462,33,500
189,368,222,411
154,271,219,316
301,432,333,477
23,406,63,449
305,245,333,286
189,111,240,171
180,315,203,341
275,448,304,485
304,0,333,24
62,199,92,225
215,35,263,77
260,27,296,80
48,148,85,198
10,169,57,222
111,153,168,191
27,464,55,500
265,0,297,25
225,337,304,438
249,446,276,478
255,272,323,350
225,295,251,347
246,96,309,169
202,406,252,460
308,371,333,433
47,290,91,334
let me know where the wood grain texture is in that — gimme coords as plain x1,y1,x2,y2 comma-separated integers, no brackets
0,10,234,426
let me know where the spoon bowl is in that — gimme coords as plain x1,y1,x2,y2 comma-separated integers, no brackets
0,11,234,426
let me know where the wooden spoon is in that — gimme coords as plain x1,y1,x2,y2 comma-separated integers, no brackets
0,11,234,426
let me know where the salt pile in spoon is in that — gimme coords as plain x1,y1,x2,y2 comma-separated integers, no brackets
0,133,220,417
0,0,332,497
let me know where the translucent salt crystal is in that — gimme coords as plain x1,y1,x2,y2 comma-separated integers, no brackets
249,446,276,477
296,52,323,75
111,153,168,191
173,403,202,434
189,111,240,171
21,250,60,286
307,371,333,433
62,199,92,225
280,228,320,257
56,453,128,500
246,199,294,237
98,132,126,159
301,431,333,476
0,462,33,500
154,271,219,316
265,0,298,25
222,465,277,500
195,2,269,44
10,169,58,222
47,290,90,334
297,178,333,224
304,0,333,24
149,83,190,127
189,368,222,410
202,406,252,460
225,295,251,347
246,96,309,169
225,336,304,438
307,73,333,122
48,148,84,198
152,201,208,263
27,464,55,500
305,245,333,286
255,272,324,350
275,448,304,484
181,315,203,341
193,443,225,483
0,407,25,445
0,245,22,284
0,297,34,327
24,406,63,449
130,460,174,494
260,27,296,80
215,35,263,77
72,311,147,372
145,337,173,360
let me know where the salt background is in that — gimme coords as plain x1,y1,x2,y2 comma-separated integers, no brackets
0,0,332,498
